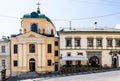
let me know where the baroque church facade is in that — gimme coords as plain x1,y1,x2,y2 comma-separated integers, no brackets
10,5,59,76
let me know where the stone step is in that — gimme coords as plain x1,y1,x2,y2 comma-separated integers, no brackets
18,72,39,78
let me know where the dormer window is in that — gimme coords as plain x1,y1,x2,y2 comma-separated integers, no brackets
31,23,38,33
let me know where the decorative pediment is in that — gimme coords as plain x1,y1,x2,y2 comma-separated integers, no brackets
19,38,45,43
17,32,46,43
28,34,36,37
16,31,46,38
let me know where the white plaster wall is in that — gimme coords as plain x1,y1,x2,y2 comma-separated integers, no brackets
0,41,10,79
60,35,66,49
60,32,120,67
102,51,112,67
118,54,120,67
60,50,87,57
0,42,10,55
60,33,120,49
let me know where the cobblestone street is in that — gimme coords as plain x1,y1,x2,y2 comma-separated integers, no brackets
21,70,120,81
40,70,120,81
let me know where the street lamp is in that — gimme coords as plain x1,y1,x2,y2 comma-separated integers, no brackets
1,63,6,81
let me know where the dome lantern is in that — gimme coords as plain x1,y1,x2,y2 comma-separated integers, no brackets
36,2,40,14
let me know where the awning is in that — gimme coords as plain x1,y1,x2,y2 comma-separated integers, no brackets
62,56,88,61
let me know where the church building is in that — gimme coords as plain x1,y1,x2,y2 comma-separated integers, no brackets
10,3,59,76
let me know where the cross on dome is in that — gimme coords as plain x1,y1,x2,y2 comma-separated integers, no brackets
36,2,41,14
36,2,40,7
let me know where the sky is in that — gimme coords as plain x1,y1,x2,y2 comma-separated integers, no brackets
0,0,120,38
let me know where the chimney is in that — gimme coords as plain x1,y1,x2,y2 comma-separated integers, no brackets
94,22,97,30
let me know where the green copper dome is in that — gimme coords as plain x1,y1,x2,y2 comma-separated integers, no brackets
23,11,54,25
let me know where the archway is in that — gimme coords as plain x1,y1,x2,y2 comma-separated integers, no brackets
29,58,35,72
89,56,99,67
112,55,118,68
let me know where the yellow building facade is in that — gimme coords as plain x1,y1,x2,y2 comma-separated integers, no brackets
10,5,59,76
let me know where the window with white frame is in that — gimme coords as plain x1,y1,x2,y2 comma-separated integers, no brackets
2,59,5,67
74,38,81,47
115,39,120,47
87,38,94,47
1,46,5,53
107,38,113,47
66,38,72,47
96,38,102,47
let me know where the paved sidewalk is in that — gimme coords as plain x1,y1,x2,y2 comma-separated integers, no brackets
19,68,120,81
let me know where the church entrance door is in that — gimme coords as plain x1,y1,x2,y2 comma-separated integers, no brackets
29,58,35,72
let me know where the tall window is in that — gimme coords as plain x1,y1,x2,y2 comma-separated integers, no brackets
31,23,38,33
14,44,18,54
87,38,94,47
1,46,5,53
2,60,5,66
55,50,58,56
107,38,113,47
14,60,18,67
48,44,52,53
115,39,120,47
55,41,58,46
48,60,52,66
66,38,72,47
29,44,35,53
96,38,102,47
74,38,81,47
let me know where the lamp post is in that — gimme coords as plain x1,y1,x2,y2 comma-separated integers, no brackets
109,50,120,68
1,64,6,81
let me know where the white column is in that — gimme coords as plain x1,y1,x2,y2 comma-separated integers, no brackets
72,38,74,49
113,39,115,49
23,44,26,67
103,38,106,49
19,44,22,67
42,44,45,67
38,44,42,67
94,38,96,49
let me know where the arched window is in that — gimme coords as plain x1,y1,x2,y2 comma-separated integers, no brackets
29,58,35,61
51,29,54,35
31,23,38,33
